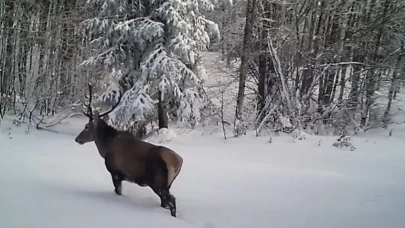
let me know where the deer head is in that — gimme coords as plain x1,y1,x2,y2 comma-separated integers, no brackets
75,83,121,145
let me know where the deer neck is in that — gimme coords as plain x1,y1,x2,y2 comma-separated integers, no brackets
94,121,117,158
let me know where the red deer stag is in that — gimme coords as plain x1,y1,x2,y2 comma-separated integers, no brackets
74,83,183,217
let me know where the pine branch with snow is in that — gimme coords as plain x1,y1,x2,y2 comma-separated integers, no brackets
80,0,220,131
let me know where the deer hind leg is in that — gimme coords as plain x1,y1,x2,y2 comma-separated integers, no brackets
150,185,176,217
160,189,176,217
146,160,176,217
147,172,170,210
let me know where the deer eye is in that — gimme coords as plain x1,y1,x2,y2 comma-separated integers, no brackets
85,125,88,129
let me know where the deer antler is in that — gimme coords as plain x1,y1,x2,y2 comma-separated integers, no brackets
99,92,122,118
83,83,94,119
82,82,121,119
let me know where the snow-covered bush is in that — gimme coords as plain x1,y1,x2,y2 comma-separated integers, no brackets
332,135,356,151
291,129,309,143
144,127,177,143
81,0,220,132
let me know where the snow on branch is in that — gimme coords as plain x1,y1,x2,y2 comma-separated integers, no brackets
119,18,165,44
97,81,122,105
81,0,218,129
196,0,216,11
80,47,118,68
177,88,203,125
267,34,293,114
108,83,156,128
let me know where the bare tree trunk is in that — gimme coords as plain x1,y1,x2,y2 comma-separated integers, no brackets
0,0,15,113
361,0,389,126
158,90,168,129
256,0,271,124
300,0,323,98
234,0,257,136
338,0,355,103
322,13,340,107
382,43,404,127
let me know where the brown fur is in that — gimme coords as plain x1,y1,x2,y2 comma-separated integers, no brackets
101,130,183,188
161,148,183,188
74,84,183,217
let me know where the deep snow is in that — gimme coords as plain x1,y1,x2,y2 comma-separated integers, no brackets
1,116,405,228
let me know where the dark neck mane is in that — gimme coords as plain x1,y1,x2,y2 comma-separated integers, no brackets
94,119,118,158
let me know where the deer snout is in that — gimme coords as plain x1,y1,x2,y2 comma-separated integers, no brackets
75,137,84,145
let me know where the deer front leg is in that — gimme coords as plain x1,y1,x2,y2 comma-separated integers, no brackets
105,159,123,196
111,173,123,195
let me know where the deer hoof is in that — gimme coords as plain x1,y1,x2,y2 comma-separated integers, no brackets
114,187,122,195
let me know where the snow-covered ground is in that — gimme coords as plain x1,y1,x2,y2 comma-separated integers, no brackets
1,50,405,228
1,115,405,228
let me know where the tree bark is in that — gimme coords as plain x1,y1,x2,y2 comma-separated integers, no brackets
360,0,390,126
234,0,257,136
382,43,404,127
158,90,168,129
256,0,271,124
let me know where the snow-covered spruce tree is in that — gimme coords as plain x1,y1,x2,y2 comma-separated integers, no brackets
80,0,220,134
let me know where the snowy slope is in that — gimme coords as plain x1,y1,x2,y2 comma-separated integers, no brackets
1,116,405,228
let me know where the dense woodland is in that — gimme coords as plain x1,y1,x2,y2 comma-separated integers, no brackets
0,0,404,137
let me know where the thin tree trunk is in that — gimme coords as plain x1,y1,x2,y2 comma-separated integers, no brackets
234,0,257,136
361,0,390,126
158,90,168,129
0,0,15,112
382,43,404,127
256,0,271,124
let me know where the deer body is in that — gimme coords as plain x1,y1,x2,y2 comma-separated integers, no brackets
74,84,183,217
